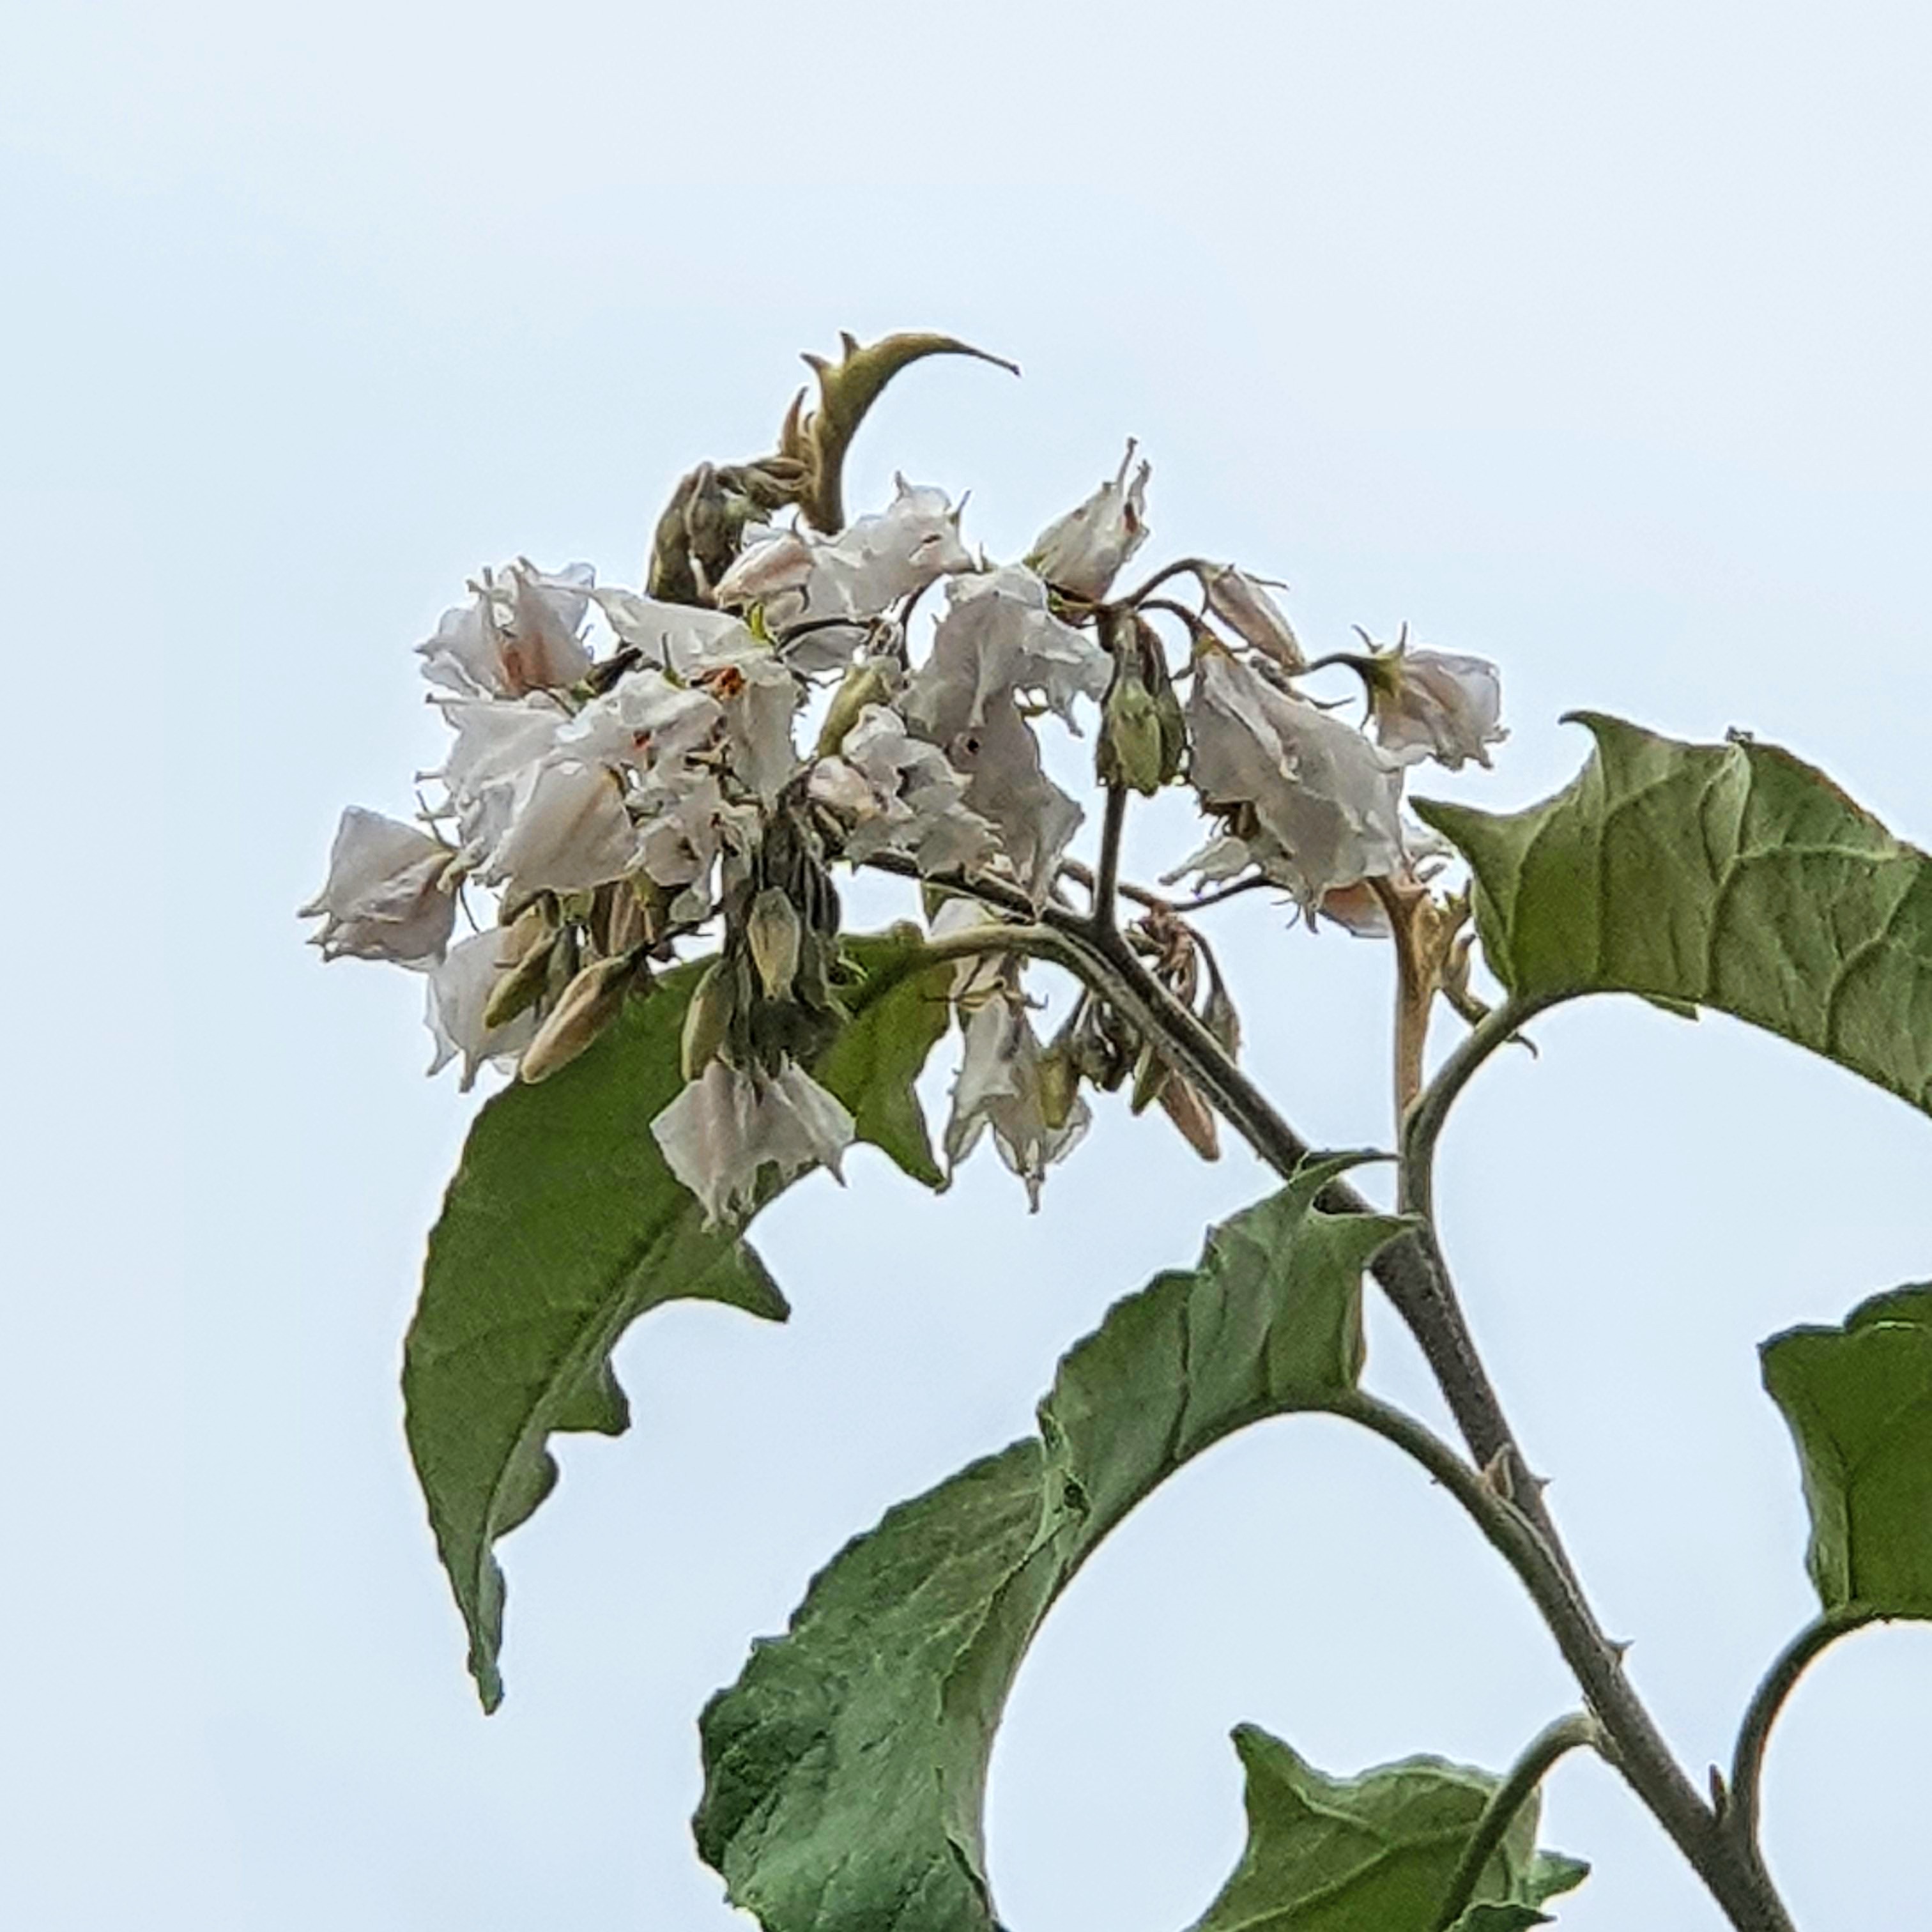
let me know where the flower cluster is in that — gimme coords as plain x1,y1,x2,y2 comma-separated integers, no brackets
307,342,1506,1225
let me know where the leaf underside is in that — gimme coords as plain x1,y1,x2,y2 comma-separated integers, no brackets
1761,1284,1932,1616
696,1164,1580,1931
1413,713,1932,1119
404,926,953,1709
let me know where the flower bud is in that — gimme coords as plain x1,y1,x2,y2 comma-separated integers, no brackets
1035,1036,1082,1133
1097,668,1165,795
519,953,640,1084
680,960,737,1080
815,659,898,758
1202,565,1305,671
483,920,562,1032
746,887,804,999
1158,1074,1220,1161
1129,1042,1171,1116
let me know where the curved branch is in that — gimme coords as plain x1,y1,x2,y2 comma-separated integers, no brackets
864,854,1795,1931
1728,1605,1888,1853
1402,993,1556,1225
1433,1710,1602,1931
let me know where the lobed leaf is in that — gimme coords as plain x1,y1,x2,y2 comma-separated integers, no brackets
693,1162,1413,1931
1413,714,1932,1118
1194,1725,1586,1932
404,928,953,1710
1761,1284,1932,1616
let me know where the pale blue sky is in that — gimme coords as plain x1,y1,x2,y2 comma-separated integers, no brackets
4,4,1930,1927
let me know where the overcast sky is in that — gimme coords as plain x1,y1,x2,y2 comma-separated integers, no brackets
4,4,1930,1928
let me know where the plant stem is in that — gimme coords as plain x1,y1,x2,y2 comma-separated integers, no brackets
1432,1710,1601,1930
1338,1397,1795,1932
1094,784,1128,937
867,857,1797,1929
1728,1606,1886,1855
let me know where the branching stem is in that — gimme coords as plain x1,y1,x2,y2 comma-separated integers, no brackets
861,854,1797,1931
1432,1710,1601,1930
1727,1606,1887,1855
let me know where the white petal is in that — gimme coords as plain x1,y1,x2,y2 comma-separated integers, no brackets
302,807,456,967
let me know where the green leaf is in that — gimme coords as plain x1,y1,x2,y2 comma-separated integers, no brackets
404,926,953,1710
1412,714,1932,1117
1195,1726,1586,1932
1761,1284,1932,1616
693,1162,1410,1931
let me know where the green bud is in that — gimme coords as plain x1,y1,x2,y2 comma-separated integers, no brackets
483,925,560,1033
1203,974,1242,1058
680,960,736,1080
815,659,896,758
1129,1041,1172,1116
746,887,804,999
1098,670,1165,795
1036,1037,1082,1132
519,954,640,1085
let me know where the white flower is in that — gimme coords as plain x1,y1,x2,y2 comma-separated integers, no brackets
301,808,456,967
425,928,540,1089
904,565,1110,737
710,530,815,614
1202,565,1305,671
591,588,760,674
651,1056,855,1227
1186,650,1406,909
418,561,596,697
482,760,639,901
554,666,723,770
942,994,1089,1210
942,694,1085,901
810,703,999,876
1025,442,1151,601
714,482,976,675
1368,644,1506,770
810,479,974,617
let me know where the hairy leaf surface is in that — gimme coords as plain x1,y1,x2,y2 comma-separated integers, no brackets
1761,1285,1932,1615
1413,714,1932,1116
405,928,951,1709
694,1163,1410,1931
1195,1725,1586,1932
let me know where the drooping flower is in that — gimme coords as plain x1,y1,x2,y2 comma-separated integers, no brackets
650,1055,855,1227
1201,565,1306,671
904,565,1110,735
714,481,976,674
424,926,542,1089
1026,443,1151,601
482,760,640,902
301,808,457,966
418,561,597,698
1365,641,1506,770
809,702,999,876
1182,648,1407,909
942,993,1090,1210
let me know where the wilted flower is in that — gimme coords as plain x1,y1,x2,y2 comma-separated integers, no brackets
425,927,542,1089
302,808,457,966
1201,565,1306,671
1026,442,1151,601
651,1055,855,1227
942,993,1091,1209
1364,640,1506,771
418,561,597,698
1183,649,1407,909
